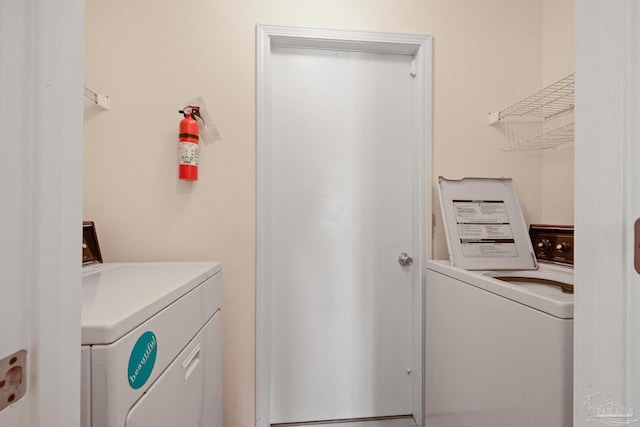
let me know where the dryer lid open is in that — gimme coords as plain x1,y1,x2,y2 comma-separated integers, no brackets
437,177,537,270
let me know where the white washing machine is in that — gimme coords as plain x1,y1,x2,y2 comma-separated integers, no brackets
425,177,574,426
81,261,223,427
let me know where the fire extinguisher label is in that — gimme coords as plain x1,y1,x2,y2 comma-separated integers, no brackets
179,142,199,166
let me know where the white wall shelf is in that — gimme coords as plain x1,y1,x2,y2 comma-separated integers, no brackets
489,74,574,151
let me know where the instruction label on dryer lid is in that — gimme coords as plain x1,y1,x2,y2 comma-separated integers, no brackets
453,200,518,258
127,331,158,389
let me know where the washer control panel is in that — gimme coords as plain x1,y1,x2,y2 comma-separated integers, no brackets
529,224,574,265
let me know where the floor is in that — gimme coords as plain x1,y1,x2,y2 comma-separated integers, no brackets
272,416,417,427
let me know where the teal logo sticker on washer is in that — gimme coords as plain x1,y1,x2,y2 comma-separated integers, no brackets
127,331,158,389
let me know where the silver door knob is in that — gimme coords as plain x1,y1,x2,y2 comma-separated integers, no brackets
398,253,413,266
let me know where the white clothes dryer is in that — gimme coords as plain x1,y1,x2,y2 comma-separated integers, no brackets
425,178,574,426
81,262,223,427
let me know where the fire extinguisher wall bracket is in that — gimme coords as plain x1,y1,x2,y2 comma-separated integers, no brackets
178,107,200,181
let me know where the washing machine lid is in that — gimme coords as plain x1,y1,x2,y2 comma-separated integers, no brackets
437,177,537,270
81,261,221,345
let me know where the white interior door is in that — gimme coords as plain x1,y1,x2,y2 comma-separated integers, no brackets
270,47,413,423
257,26,432,426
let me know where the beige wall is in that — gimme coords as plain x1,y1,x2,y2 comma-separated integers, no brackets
84,1,571,425
542,0,575,225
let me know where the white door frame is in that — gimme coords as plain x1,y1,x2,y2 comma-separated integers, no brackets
574,1,640,425
0,0,83,426
256,25,432,427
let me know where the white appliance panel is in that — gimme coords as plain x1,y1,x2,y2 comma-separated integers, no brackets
425,263,573,426
428,260,573,318
125,312,222,427
82,262,220,345
437,177,537,271
81,346,91,427
81,262,223,427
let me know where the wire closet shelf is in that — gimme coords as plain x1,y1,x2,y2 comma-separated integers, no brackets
489,74,574,151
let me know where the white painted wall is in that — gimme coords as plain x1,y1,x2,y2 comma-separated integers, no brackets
430,0,545,259
83,1,568,425
541,0,575,226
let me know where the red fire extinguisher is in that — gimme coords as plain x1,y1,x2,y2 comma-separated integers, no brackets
178,106,201,181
